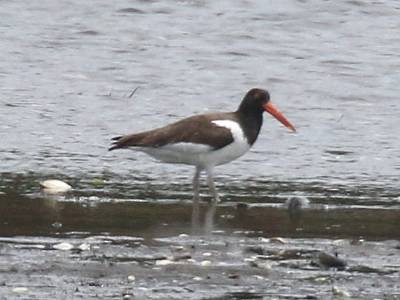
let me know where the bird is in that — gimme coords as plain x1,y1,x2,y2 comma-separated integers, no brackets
109,88,295,202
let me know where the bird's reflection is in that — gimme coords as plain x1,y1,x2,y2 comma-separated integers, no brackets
191,199,217,235
286,196,310,229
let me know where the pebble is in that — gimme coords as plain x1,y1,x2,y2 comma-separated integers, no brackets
192,276,202,281
227,273,240,279
78,243,90,251
269,237,286,244
155,259,173,266
258,237,270,243
40,179,72,194
313,276,329,283
332,239,348,246
122,293,134,300
350,238,365,245
252,261,272,270
200,260,212,266
245,246,265,255
332,286,351,297
51,222,63,229
236,203,249,210
127,275,136,282
12,287,28,293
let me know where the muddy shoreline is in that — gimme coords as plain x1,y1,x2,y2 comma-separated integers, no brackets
1,187,399,299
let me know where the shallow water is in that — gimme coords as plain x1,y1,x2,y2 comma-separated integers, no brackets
1,0,400,299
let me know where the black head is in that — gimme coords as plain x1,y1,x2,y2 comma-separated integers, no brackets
237,88,270,114
237,88,296,132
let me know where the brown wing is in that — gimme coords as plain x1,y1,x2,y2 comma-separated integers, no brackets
109,113,235,151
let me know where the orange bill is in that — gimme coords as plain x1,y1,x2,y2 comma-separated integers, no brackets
263,102,296,132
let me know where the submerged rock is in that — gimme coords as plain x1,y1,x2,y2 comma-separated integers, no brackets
269,237,287,244
40,179,72,194
313,251,347,270
155,259,174,266
348,265,397,275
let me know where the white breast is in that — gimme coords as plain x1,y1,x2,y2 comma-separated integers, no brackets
206,120,251,166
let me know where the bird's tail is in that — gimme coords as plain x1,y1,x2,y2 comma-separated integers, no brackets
109,133,147,151
109,136,123,151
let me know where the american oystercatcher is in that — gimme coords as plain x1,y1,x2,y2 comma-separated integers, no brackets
109,88,295,201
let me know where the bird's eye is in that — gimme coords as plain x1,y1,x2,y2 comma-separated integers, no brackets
254,91,264,100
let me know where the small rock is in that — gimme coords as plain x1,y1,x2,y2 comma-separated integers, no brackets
172,254,192,261
192,276,202,281
78,243,90,251
127,275,136,282
252,261,272,270
332,239,347,246
40,179,72,194
350,238,365,246
236,203,249,210
122,292,134,300
276,249,303,260
332,286,351,297
245,246,265,255
314,252,346,270
227,273,240,279
171,246,185,252
348,265,396,275
90,178,105,187
313,276,329,283
269,237,286,244
155,259,173,266
51,222,63,229
257,237,270,243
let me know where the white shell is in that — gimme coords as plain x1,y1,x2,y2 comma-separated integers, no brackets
12,287,29,293
53,242,74,251
40,179,72,194
155,259,174,266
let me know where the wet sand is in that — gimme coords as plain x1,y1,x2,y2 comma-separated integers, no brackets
1,0,400,299
0,184,399,299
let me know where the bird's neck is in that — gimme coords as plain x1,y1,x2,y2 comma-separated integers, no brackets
236,110,263,146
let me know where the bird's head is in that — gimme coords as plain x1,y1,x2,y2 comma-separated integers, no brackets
238,88,296,132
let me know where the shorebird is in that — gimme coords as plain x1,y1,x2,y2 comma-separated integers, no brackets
109,88,295,201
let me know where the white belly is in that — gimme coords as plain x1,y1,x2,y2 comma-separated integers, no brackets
136,120,251,168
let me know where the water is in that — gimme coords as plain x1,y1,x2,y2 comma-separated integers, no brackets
0,0,400,299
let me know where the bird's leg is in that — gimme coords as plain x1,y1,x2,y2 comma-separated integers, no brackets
191,167,202,231
204,199,217,234
206,167,220,202
192,166,202,202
